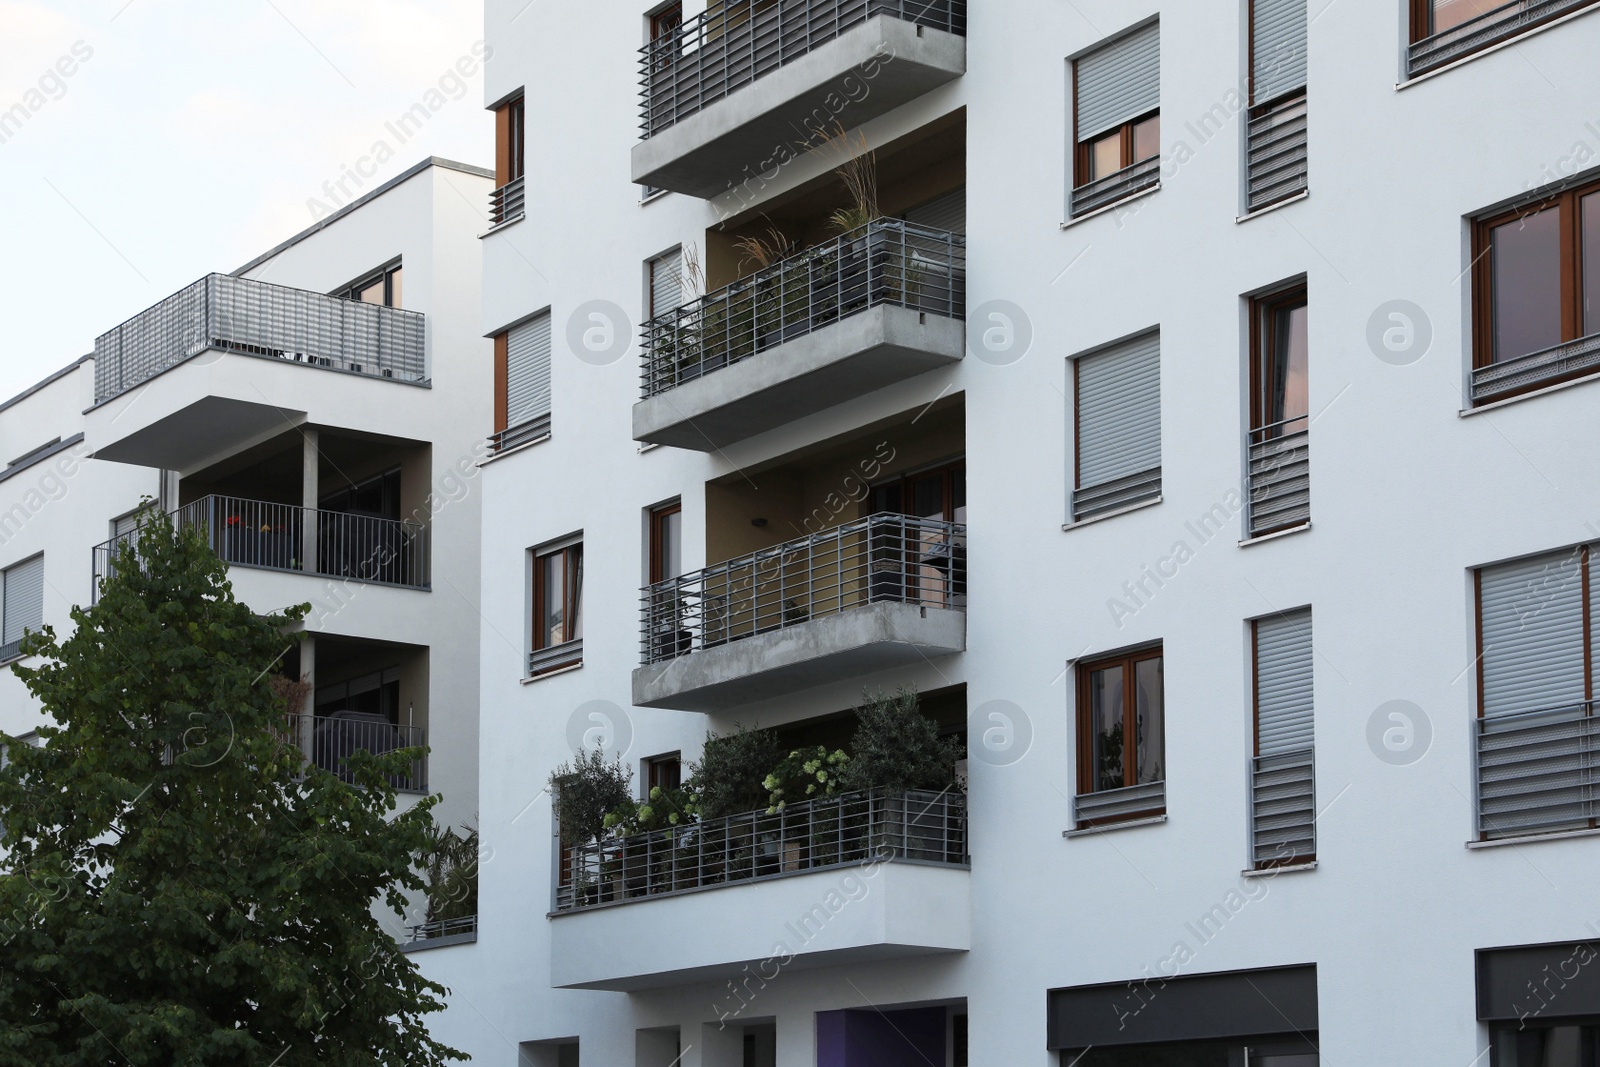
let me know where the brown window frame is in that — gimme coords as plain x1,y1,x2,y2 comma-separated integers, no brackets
495,93,526,187
1408,0,1600,44
645,752,683,795
650,1,684,43
1074,644,1166,819
1248,282,1310,436
648,501,682,585
1073,108,1160,190
531,540,583,675
1471,177,1598,396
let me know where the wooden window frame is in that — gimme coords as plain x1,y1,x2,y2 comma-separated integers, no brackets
1073,108,1160,190
650,1,684,43
868,458,967,523
648,501,682,585
492,331,509,435
1408,0,1600,44
645,752,683,795
1248,282,1309,434
495,93,526,187
1074,644,1165,810
1471,177,1598,393
531,540,583,673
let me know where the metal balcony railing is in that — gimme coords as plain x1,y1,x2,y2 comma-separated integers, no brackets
640,512,965,666
639,0,968,138
92,274,427,406
283,711,428,794
1251,748,1315,867
1245,93,1308,214
641,219,965,399
1472,332,1600,405
555,787,966,912
490,175,525,227
1246,419,1310,538
1070,155,1161,218
1072,467,1162,523
0,639,23,664
490,412,551,454
1073,780,1165,829
1476,703,1600,840
1408,0,1599,76
405,915,477,944
91,494,430,596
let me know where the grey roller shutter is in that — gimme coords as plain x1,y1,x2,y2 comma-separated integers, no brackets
3,556,44,646
1252,0,1308,104
1073,332,1161,519
506,312,553,432
1075,21,1161,141
1256,608,1314,754
905,187,966,234
649,250,683,319
1479,548,1586,718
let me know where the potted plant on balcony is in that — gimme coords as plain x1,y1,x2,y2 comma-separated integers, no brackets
821,126,885,320
840,687,963,862
685,724,780,882
764,746,850,870
548,747,633,906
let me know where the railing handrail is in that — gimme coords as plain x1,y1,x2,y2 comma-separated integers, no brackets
640,218,965,399
91,493,427,555
406,915,477,942
643,512,961,596
1248,415,1310,440
638,0,968,137
556,785,967,912
1409,0,1594,71
92,273,428,406
1477,699,1598,729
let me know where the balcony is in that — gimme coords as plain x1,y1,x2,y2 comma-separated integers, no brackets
1245,420,1310,538
91,494,429,595
1476,703,1600,840
634,219,965,450
1472,332,1600,405
633,0,967,198
549,787,968,990
1407,0,1599,77
93,274,425,407
285,710,428,794
87,275,433,474
633,513,965,710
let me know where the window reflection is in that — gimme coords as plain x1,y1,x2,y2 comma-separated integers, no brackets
1491,206,1562,362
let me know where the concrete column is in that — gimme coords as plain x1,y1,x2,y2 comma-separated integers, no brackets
298,634,316,763
696,1021,745,1067
777,1013,815,1067
300,429,319,573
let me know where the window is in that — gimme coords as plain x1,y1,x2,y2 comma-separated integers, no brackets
1071,330,1161,522
530,538,582,677
1244,0,1308,213
1473,545,1599,839
1246,283,1311,537
1489,1025,1600,1066
492,93,526,225
645,753,682,794
336,262,402,308
1471,177,1600,403
1251,607,1315,868
650,2,683,46
1480,941,1600,1064
494,311,553,452
649,501,682,584
1075,646,1164,825
1,555,44,662
1408,0,1600,76
1070,20,1160,217
1062,1039,1319,1066
647,248,685,322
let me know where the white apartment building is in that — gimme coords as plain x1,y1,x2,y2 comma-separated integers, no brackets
399,0,1600,1063
0,157,494,940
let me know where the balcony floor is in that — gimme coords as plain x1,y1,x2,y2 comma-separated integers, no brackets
632,16,966,199
634,304,964,451
632,601,965,711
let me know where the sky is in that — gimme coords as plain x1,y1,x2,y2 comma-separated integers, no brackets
0,0,491,402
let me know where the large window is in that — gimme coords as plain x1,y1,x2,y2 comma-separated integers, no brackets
1075,645,1164,824
1070,20,1161,217
1071,330,1161,522
1251,607,1316,868
336,262,402,308
1408,0,1600,75
492,92,526,226
0,554,44,662
1472,178,1600,401
1244,0,1309,213
649,500,682,585
1246,283,1311,537
530,538,582,677
494,311,554,452
647,248,685,322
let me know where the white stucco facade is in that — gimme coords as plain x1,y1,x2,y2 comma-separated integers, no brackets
411,0,1600,1064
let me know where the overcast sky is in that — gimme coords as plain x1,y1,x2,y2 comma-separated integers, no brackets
0,0,490,402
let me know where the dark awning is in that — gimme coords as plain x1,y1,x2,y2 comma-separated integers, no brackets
1047,964,1318,1049
1478,942,1600,1023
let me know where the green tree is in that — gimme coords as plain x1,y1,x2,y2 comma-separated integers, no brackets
0,516,465,1066
839,687,961,794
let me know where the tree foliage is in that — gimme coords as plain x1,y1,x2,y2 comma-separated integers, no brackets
839,687,960,794
0,516,465,1067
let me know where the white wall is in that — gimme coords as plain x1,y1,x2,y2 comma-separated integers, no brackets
433,1,1600,1063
